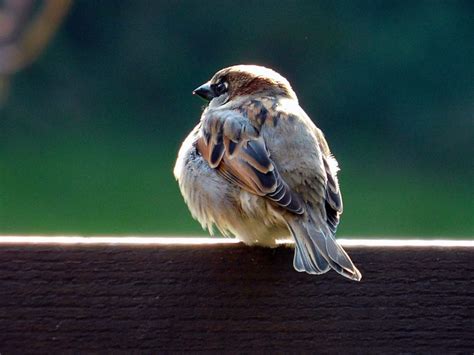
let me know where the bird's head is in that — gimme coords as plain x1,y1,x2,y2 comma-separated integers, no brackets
193,65,297,106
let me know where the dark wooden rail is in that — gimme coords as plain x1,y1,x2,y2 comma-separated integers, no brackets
0,238,472,353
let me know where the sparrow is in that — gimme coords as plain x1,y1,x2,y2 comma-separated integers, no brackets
174,65,361,281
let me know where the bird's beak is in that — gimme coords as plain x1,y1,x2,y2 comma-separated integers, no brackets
193,82,215,101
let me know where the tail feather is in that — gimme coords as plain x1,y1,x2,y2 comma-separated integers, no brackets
289,223,329,274
287,216,362,281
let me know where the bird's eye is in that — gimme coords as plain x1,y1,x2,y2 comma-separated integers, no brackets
213,82,228,96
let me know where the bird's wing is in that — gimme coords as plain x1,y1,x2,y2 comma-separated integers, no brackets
312,126,343,234
196,110,304,215
251,99,359,280
252,97,343,233
321,154,343,233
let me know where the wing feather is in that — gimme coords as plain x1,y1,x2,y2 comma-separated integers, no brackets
197,112,304,215
322,156,343,233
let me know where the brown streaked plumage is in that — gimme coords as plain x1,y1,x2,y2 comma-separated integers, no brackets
174,64,361,281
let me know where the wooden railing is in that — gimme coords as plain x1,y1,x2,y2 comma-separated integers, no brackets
0,237,472,353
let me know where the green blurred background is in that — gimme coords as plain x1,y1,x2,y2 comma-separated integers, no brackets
0,1,473,237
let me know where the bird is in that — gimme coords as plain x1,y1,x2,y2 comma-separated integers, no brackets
174,64,361,281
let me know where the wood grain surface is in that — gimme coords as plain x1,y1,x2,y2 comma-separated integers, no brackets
0,243,472,353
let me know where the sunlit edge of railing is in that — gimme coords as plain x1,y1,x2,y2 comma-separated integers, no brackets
0,236,473,247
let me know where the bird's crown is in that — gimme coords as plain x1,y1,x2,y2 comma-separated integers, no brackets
211,64,297,100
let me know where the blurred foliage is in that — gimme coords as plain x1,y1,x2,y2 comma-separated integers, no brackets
0,0,473,237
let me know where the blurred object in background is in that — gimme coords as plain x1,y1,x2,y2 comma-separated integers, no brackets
0,0,72,105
